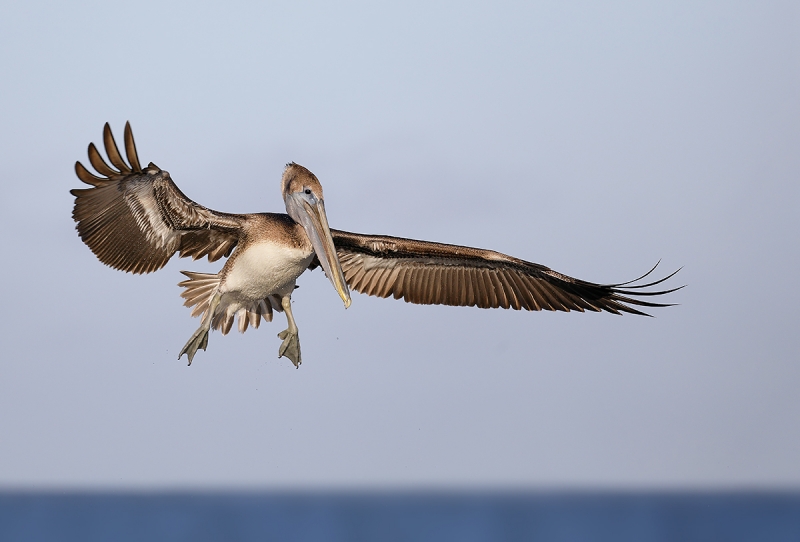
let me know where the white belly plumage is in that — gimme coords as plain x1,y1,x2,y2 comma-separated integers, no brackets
221,241,314,303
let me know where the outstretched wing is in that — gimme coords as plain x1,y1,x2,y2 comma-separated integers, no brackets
71,122,243,274
330,230,681,315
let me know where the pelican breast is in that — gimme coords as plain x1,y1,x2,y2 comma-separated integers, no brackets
222,240,314,300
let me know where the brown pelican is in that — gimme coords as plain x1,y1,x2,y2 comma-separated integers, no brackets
71,123,680,367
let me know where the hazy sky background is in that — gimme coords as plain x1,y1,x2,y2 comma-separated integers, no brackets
0,1,797,489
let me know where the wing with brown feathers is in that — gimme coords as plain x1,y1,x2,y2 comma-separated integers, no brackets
330,230,681,315
71,122,243,274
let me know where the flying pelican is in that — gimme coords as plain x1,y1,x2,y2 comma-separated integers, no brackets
71,123,680,367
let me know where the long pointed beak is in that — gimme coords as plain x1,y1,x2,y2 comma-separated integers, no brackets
300,199,351,308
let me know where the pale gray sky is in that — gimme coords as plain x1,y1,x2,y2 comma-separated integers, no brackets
0,0,797,489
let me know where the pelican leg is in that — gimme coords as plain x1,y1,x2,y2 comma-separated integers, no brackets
179,292,221,366
277,294,302,368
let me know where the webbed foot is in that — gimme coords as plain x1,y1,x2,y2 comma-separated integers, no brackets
277,328,302,368
179,327,209,365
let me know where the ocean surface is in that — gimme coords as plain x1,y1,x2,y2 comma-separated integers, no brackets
1,491,798,541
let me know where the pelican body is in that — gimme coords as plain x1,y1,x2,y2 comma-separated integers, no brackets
71,123,679,367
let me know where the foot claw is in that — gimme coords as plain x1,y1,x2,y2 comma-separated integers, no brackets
277,329,301,368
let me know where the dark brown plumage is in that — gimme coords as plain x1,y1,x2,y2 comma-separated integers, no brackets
71,122,680,367
71,123,242,274
331,231,679,315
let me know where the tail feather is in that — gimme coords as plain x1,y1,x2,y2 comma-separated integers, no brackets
178,271,275,336
179,271,220,318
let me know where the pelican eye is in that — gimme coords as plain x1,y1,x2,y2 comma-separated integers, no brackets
304,188,312,195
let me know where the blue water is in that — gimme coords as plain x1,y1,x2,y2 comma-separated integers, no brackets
1,491,798,541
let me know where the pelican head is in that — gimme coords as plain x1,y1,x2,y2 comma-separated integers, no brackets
282,163,351,308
